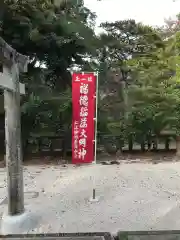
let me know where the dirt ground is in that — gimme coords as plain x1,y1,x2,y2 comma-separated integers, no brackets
1,159,180,233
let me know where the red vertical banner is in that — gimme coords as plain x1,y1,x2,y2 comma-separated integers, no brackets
72,72,96,164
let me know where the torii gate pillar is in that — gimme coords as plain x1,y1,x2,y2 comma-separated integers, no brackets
0,37,37,234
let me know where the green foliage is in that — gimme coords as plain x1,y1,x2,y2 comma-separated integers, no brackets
125,26,180,143
96,14,180,151
1,0,180,154
96,19,167,147
0,0,98,152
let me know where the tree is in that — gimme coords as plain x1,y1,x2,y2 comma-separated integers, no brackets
0,0,98,155
125,27,180,153
157,14,180,40
95,20,165,152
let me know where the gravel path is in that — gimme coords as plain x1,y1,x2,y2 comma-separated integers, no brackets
1,162,180,233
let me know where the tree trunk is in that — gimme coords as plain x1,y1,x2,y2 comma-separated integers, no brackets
128,137,133,151
152,138,158,151
141,140,145,152
165,138,170,151
120,80,128,120
176,136,180,158
147,139,151,151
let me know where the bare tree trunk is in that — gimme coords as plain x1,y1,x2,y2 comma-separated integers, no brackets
4,64,24,215
165,137,170,151
120,80,128,120
152,138,158,151
176,136,180,159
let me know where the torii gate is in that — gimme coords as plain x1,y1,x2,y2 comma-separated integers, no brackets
0,36,29,233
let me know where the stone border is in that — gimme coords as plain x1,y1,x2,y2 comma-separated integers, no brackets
0,232,113,240
117,230,180,239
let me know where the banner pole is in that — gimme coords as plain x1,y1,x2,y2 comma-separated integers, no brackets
93,71,98,164
89,71,99,202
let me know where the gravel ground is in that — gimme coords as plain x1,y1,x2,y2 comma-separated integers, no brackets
1,162,180,234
